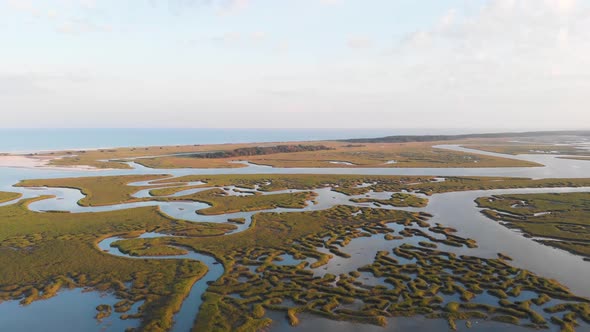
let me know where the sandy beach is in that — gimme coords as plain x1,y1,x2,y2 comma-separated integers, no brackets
0,155,104,171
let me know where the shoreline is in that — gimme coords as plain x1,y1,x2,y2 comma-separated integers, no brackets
1,146,117,155
0,155,108,172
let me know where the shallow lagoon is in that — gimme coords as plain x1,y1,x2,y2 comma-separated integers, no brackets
0,288,141,331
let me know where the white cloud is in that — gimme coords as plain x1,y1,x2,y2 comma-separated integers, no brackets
46,9,59,18
211,31,242,43
6,0,41,16
0,74,46,96
56,19,112,34
77,0,97,9
6,0,111,34
217,0,250,15
347,36,373,49
274,40,290,53
319,0,341,5
545,0,577,14
209,31,269,47
251,31,266,41
397,0,590,82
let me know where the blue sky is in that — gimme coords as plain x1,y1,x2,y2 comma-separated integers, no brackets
1,0,589,129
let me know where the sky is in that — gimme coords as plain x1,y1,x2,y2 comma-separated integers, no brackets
1,0,589,129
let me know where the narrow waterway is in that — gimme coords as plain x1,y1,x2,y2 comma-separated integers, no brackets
0,145,589,331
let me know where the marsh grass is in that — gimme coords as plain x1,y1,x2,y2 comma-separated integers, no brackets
351,193,428,207
29,140,541,169
477,193,590,259
5,174,590,331
0,191,21,204
0,197,233,331
16,174,170,206
119,205,590,331
164,188,316,215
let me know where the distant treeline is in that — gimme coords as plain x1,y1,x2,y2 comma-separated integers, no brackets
189,145,333,159
341,130,590,144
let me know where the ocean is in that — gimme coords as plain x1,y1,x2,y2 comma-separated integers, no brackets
0,128,476,153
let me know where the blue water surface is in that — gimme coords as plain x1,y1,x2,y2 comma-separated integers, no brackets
0,128,480,153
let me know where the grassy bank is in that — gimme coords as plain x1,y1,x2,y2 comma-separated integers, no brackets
0,191,22,204
476,192,590,260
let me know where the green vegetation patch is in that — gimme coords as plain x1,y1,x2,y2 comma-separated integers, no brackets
164,188,316,215
187,144,333,158
112,240,189,257
0,191,22,204
16,174,170,206
351,193,428,207
477,192,590,259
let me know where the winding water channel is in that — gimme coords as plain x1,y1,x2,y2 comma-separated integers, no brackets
1,145,590,331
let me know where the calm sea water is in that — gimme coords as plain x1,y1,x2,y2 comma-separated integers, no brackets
0,128,484,153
